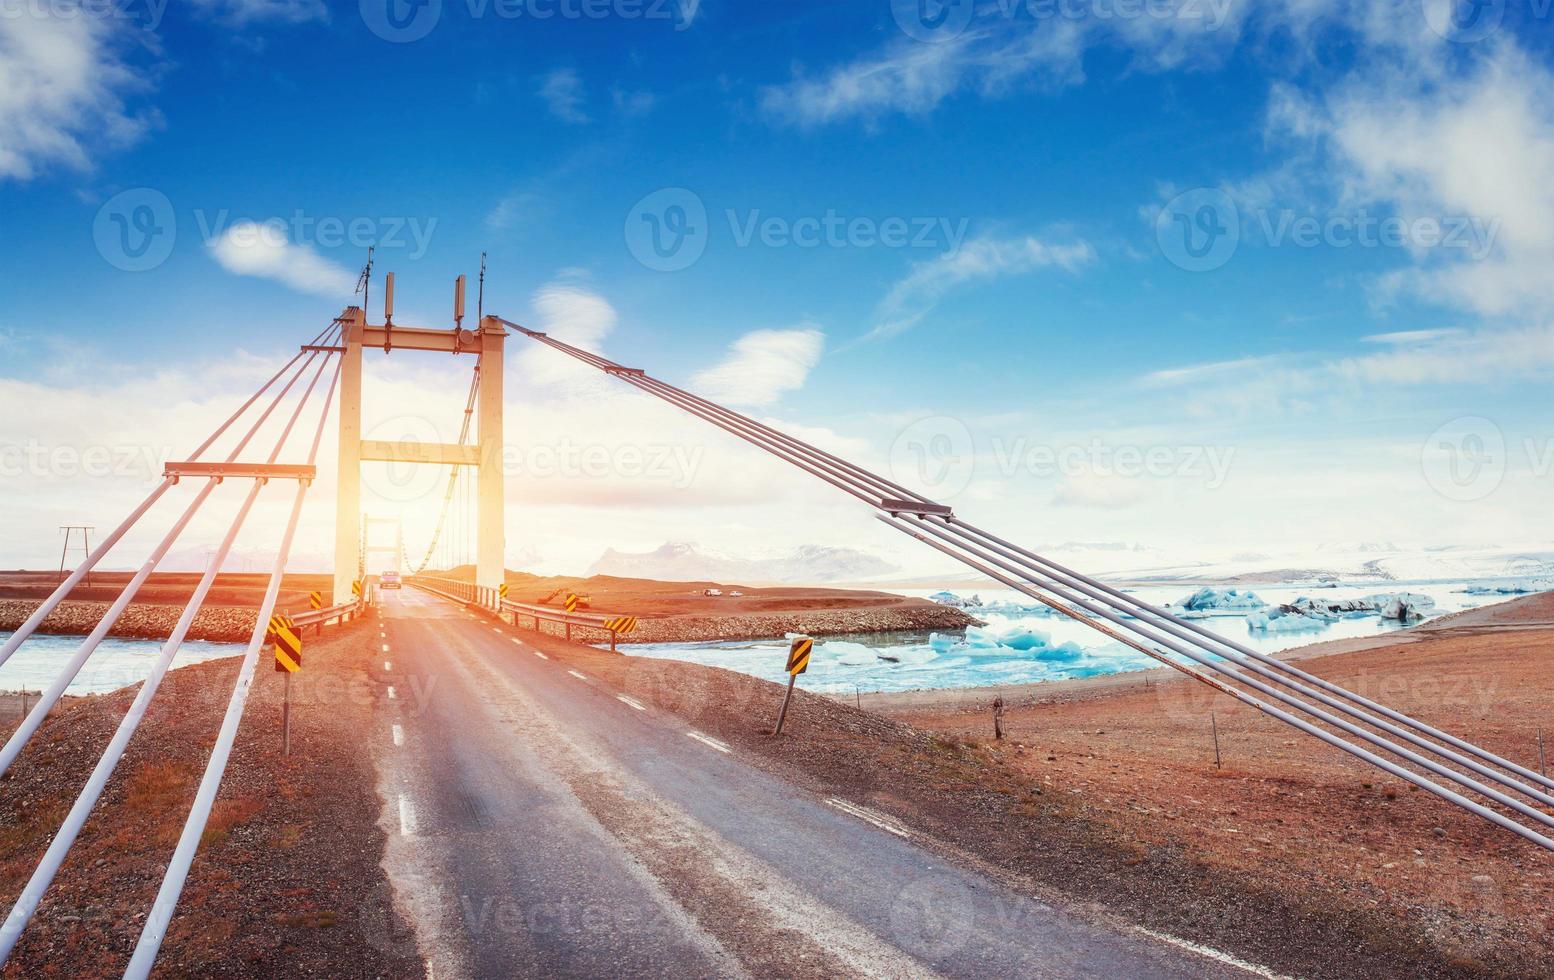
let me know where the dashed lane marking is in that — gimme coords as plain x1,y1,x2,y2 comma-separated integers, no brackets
391,724,404,747
1133,928,1292,980
616,695,646,711
533,650,548,660
384,661,392,671
387,686,397,700
381,644,390,653
825,798,910,839
398,795,416,835
567,669,587,680
686,731,731,754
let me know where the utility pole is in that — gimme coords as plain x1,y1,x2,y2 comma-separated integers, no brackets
57,526,94,587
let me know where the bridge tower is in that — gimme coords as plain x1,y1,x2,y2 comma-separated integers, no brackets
332,278,506,603
362,515,405,577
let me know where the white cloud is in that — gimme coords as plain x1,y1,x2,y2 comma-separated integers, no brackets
538,68,589,124
612,88,656,116
0,13,157,181
185,0,328,23
1307,43,1554,318
208,220,357,297
1144,323,1554,417
691,327,825,406
860,235,1095,345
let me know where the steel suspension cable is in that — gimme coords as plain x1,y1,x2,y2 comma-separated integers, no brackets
601,366,1554,815
409,363,480,575
504,320,1554,851
0,325,343,779
127,349,342,979
0,341,341,965
0,321,340,671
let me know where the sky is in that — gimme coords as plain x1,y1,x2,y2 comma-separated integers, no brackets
1,0,1552,580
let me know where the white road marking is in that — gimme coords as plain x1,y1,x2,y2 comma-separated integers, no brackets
384,661,392,671
1134,928,1292,979
616,695,646,711
510,638,523,646
381,644,390,653
398,794,417,835
387,686,397,700
825,798,910,839
567,669,587,680
532,650,548,660
391,724,404,747
686,731,731,754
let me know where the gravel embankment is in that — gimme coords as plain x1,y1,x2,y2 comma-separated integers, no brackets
618,604,979,643
0,600,261,644
0,616,420,978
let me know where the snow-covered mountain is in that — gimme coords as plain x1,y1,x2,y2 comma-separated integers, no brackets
587,541,897,585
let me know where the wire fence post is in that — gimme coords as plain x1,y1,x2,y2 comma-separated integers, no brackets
1211,711,1221,769
1540,729,1547,779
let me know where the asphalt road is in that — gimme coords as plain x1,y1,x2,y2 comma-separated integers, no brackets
370,587,1266,980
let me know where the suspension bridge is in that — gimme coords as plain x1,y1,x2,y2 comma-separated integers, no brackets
0,269,1550,977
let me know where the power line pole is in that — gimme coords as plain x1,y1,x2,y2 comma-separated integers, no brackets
57,526,94,587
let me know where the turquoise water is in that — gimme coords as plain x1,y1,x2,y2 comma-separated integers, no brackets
619,580,1521,695
0,633,244,695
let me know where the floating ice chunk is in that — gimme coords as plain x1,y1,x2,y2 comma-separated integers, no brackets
929,591,983,609
1460,580,1552,595
1247,605,1333,632
1171,587,1266,616
1362,593,1436,622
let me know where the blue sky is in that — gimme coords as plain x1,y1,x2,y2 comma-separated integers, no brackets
1,1,1552,578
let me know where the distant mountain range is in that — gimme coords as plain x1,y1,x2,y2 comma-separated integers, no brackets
587,542,897,585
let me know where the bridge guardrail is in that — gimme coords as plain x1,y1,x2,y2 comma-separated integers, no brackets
410,575,632,651
285,592,371,632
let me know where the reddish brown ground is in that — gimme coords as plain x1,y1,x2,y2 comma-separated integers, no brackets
0,570,334,611
870,593,1554,970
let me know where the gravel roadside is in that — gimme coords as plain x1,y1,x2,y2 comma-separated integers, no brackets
0,616,420,978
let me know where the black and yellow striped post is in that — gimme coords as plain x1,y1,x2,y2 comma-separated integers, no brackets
563,593,580,614
603,615,638,652
268,614,302,756
774,635,813,736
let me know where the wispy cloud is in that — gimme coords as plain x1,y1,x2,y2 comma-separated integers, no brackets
207,220,356,296
857,234,1095,346
0,14,158,181
692,326,825,406
538,68,589,124
185,0,328,24
1144,323,1554,416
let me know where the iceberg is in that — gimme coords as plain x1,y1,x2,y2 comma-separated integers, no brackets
1460,580,1552,596
1247,604,1333,633
1363,592,1436,622
1170,587,1267,617
929,591,983,609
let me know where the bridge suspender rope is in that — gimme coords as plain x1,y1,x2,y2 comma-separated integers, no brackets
0,322,344,971
501,318,1554,854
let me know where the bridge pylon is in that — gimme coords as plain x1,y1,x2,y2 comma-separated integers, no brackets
332,283,506,604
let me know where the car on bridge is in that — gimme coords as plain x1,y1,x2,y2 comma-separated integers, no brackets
380,571,401,589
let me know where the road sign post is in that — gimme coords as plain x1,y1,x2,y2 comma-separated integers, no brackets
774,635,812,736
269,614,302,757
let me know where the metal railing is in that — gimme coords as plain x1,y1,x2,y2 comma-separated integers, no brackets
410,575,631,650
284,590,372,633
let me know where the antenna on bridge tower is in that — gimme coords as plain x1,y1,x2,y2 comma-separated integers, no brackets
477,252,487,322
382,272,396,353
355,246,375,315
454,274,467,329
